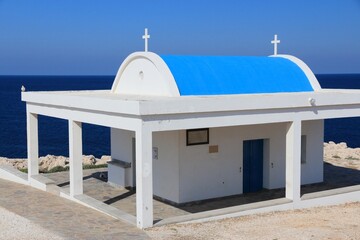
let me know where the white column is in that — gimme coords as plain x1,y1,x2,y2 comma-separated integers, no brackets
69,120,83,197
27,110,39,180
285,120,302,202
135,125,153,229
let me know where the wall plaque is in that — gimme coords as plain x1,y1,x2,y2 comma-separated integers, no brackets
186,128,209,146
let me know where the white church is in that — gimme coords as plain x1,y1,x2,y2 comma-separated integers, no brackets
17,30,360,228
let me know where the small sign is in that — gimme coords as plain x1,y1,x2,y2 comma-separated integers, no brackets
153,147,159,160
209,145,219,153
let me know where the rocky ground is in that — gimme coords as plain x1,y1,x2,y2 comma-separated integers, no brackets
324,141,360,170
0,155,111,172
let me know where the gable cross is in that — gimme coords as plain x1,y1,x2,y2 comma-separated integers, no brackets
271,34,280,55
142,28,150,52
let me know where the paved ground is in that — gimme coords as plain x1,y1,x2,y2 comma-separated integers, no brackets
1,161,359,239
44,161,360,223
0,178,150,240
147,202,360,240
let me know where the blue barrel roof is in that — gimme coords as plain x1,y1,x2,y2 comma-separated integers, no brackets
161,55,313,96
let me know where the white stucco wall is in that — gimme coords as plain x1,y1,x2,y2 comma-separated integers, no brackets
175,121,322,203
301,120,324,185
152,131,180,203
111,52,180,96
177,123,288,203
110,120,323,204
110,129,181,202
110,128,135,187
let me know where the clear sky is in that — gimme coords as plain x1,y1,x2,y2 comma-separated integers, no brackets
0,0,359,75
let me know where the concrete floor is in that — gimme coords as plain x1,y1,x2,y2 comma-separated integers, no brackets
43,161,360,223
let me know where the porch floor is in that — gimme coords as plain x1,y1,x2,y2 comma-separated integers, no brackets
43,161,360,222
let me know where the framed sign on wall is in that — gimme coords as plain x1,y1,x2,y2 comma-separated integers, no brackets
186,128,209,146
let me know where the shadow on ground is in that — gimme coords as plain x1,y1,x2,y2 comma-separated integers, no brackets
43,162,360,221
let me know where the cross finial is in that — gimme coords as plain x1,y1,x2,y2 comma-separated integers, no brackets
271,34,280,55
142,28,150,52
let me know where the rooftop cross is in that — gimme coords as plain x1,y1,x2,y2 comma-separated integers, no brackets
271,34,280,55
142,28,150,52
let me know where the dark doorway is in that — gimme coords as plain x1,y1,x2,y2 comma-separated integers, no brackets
243,139,264,193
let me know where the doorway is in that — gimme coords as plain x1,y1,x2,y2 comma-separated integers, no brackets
243,139,264,193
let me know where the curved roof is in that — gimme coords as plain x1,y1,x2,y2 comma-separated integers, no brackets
111,52,320,97
161,55,314,95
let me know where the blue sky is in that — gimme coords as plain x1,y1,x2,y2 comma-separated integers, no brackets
0,0,359,75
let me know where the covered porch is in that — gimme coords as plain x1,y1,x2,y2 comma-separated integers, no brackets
22,89,360,228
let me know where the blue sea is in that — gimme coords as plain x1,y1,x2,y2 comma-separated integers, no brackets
0,74,359,158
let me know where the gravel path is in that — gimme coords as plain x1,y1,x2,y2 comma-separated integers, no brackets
147,202,360,240
0,207,64,240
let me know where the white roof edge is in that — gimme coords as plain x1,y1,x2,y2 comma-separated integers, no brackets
139,90,360,115
271,54,322,91
22,90,360,116
21,91,142,116
111,51,180,96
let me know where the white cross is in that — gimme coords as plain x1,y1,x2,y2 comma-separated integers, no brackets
142,28,150,52
271,34,280,55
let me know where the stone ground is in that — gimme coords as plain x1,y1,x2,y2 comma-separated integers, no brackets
0,178,149,240
0,207,64,240
43,158,360,222
1,144,359,239
147,202,360,240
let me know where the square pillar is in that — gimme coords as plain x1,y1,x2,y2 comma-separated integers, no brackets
69,120,83,197
285,120,302,202
135,125,153,229
26,110,39,180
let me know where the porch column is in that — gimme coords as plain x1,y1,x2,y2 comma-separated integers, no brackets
135,125,153,229
285,120,302,202
27,110,39,180
69,120,83,197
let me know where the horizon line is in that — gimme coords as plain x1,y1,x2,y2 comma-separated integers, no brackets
1,73,360,77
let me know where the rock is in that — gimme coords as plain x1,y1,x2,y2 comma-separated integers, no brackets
82,155,96,165
339,142,347,149
0,158,27,170
39,155,68,172
95,155,111,165
13,160,27,169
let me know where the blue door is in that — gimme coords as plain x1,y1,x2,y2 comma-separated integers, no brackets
243,139,264,193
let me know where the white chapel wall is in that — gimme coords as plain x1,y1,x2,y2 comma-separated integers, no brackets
152,131,180,203
109,121,323,203
111,52,180,96
110,128,135,187
301,120,324,185
177,123,288,203
178,127,242,203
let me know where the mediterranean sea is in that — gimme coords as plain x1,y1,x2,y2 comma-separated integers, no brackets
0,74,359,158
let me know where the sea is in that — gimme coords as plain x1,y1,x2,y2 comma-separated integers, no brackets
0,74,359,158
